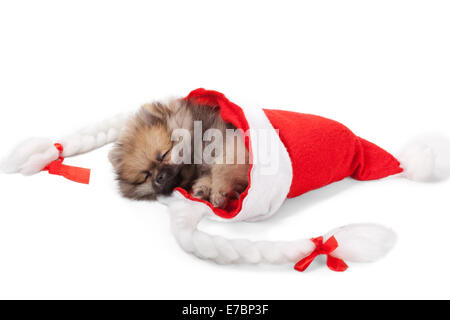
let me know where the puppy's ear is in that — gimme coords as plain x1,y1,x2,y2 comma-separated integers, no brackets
109,144,123,170
139,102,173,125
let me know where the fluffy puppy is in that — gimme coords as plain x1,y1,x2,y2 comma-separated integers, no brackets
109,98,249,207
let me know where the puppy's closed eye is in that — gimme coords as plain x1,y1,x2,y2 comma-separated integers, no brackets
157,149,170,162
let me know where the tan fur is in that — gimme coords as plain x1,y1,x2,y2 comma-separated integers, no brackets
122,126,172,181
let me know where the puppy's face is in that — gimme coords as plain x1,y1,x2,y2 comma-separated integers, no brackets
109,103,189,200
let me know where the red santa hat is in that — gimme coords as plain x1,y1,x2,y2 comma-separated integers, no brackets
2,88,449,272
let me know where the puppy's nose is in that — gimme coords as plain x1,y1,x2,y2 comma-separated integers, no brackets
156,171,166,185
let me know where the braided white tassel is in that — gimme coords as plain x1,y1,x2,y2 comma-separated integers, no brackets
59,113,131,157
168,195,397,267
0,113,131,175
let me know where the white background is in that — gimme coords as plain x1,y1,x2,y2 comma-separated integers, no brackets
0,0,449,299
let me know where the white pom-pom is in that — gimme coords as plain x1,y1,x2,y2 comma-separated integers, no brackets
398,134,450,182
326,224,397,262
0,137,57,174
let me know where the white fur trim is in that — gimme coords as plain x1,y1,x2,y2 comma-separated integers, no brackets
398,134,450,182
232,100,293,221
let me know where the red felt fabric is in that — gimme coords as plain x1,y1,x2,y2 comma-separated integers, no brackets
263,109,403,198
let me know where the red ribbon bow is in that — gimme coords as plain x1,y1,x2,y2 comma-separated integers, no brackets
41,143,91,184
294,236,348,272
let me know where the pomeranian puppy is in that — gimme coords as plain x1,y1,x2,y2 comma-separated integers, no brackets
109,97,249,208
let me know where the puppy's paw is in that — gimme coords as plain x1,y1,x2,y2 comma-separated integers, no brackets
210,190,240,208
192,184,211,200
210,191,227,208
